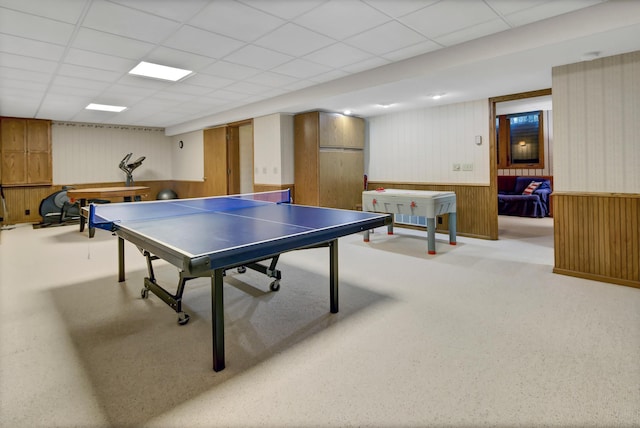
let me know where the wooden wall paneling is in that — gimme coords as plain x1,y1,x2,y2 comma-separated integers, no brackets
367,181,494,239
553,193,640,288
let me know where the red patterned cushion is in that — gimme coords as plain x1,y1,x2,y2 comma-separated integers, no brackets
522,181,542,195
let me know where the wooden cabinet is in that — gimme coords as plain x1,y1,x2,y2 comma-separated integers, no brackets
294,112,364,210
1,118,52,186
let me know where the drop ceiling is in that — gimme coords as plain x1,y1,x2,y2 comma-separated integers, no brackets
0,0,639,136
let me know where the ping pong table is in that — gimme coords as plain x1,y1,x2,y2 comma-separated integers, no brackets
88,190,391,371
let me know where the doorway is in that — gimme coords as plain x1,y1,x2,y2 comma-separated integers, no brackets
489,89,553,239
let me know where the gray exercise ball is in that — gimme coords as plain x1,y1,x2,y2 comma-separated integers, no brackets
157,189,178,200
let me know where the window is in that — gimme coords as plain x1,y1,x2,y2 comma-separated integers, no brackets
496,110,544,169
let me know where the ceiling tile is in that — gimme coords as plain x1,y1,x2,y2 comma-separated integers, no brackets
0,8,75,44
381,40,440,61
245,71,299,88
189,1,285,42
0,0,88,23
223,81,272,96
164,82,216,96
0,33,65,61
72,28,155,59
341,56,390,73
206,89,252,102
345,21,428,55
223,45,293,70
304,43,374,68
0,52,59,74
254,23,335,56
82,1,180,44
294,0,391,40
0,78,48,94
0,66,53,84
100,83,158,101
145,46,215,71
400,0,498,38
240,0,325,20
46,83,105,98
52,75,111,91
502,0,604,27
434,19,509,47
64,48,137,72
200,60,262,80
363,0,439,18
109,0,210,22
162,25,246,59
271,58,332,79
57,63,123,82
181,73,234,90
307,69,350,83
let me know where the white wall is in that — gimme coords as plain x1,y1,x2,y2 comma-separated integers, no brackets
169,130,204,181
367,99,490,184
552,50,640,193
253,113,294,185
52,122,172,185
239,124,253,193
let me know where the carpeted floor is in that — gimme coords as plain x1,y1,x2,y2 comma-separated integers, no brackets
0,216,638,427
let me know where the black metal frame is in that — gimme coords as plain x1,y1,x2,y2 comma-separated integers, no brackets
117,237,342,371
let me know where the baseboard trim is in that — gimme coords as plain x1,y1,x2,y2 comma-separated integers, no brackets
553,268,640,289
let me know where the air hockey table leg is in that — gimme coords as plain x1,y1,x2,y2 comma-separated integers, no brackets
427,217,436,255
448,212,457,246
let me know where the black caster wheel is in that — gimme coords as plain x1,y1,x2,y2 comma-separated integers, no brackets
141,288,149,299
237,266,247,274
269,280,280,292
177,312,190,325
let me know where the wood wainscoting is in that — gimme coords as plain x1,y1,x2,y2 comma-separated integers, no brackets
366,181,497,240
0,181,295,225
553,192,640,288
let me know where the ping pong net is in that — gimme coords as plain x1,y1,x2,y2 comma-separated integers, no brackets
89,189,291,232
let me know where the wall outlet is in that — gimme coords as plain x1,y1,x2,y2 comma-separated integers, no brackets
452,163,461,171
462,163,473,171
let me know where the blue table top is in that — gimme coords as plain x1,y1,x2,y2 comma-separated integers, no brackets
90,194,390,266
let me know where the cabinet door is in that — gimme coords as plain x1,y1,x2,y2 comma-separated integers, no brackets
1,118,28,184
294,112,319,205
26,119,52,184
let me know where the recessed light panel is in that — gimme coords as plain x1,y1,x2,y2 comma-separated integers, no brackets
128,61,193,82
85,103,127,112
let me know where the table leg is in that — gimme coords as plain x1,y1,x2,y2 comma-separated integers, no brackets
118,237,125,282
329,239,339,313
212,268,225,372
449,212,457,245
427,217,436,255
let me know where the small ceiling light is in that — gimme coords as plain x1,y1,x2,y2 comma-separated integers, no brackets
85,103,127,112
581,51,600,61
431,93,445,100
128,61,193,82
343,110,352,115
378,103,394,108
